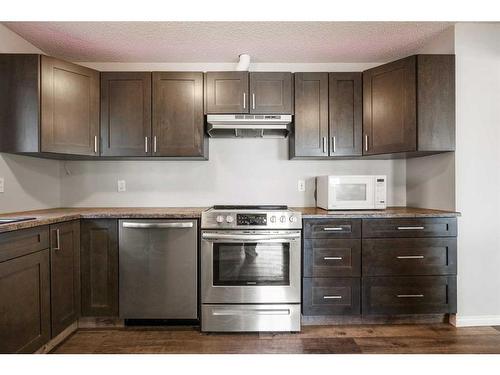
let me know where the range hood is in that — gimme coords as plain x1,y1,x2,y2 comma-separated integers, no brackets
206,114,292,138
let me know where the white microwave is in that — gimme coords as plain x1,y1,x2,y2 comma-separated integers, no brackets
316,175,387,210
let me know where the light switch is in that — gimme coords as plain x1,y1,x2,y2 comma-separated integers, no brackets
298,179,306,192
0,177,4,193
117,180,126,192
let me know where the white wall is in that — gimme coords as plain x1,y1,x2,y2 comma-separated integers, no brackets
452,23,500,326
60,139,406,207
0,25,61,214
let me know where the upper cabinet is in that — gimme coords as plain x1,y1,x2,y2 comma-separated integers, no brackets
291,72,329,157
41,56,100,156
205,71,293,114
153,72,206,157
0,54,100,157
100,72,152,157
363,55,455,155
291,72,362,158
329,73,363,156
205,71,248,113
249,72,293,114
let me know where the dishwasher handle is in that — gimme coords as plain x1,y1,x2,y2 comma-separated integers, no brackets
122,222,194,229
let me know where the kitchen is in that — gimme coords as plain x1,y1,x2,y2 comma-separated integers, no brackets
1,3,500,371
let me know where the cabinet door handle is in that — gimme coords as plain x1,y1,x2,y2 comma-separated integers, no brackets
243,92,246,109
153,136,157,153
324,256,343,260
145,137,148,153
322,137,327,153
397,255,425,259
365,134,368,152
332,136,336,153
323,295,342,299
53,229,61,251
252,93,256,109
323,227,343,231
94,135,98,153
397,226,425,230
397,294,424,298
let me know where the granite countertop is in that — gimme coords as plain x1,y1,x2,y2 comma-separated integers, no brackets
0,207,207,233
293,206,461,219
0,206,460,234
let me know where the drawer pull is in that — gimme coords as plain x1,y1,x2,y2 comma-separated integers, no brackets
396,255,425,259
323,227,344,231
324,256,343,260
397,226,425,230
396,294,424,298
323,295,343,299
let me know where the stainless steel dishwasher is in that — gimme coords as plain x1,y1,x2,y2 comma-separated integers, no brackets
119,219,198,320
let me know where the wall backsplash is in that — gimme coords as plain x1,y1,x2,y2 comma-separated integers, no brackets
60,138,406,207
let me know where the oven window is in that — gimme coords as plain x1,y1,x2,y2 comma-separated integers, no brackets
334,183,367,201
213,242,290,286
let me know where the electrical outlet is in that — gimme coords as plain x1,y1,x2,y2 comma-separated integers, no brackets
298,179,306,192
117,180,126,192
0,177,4,193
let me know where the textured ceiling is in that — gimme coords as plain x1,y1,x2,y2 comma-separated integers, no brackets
3,22,453,63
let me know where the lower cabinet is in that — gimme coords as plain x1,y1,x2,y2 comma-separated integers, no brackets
49,220,81,337
362,276,457,315
302,217,458,318
80,220,119,316
303,277,361,315
0,249,51,353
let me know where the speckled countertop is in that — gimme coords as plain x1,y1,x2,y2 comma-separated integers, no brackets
292,207,461,219
0,206,460,234
0,207,207,233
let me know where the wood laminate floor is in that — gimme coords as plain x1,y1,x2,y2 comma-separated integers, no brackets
52,324,500,354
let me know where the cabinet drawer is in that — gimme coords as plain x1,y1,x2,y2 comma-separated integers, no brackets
0,226,49,263
303,277,360,316
362,276,457,315
363,238,457,276
304,239,361,277
303,219,361,239
362,218,457,238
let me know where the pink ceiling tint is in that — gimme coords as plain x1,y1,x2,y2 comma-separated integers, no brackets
3,22,453,63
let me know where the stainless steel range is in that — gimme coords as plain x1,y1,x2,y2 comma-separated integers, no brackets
201,205,302,332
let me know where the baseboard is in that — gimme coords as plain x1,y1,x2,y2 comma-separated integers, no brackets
450,314,500,327
35,322,78,354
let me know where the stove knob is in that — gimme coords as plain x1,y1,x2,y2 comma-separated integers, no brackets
226,215,234,223
216,215,224,223
289,215,297,223
280,215,286,223
270,215,277,223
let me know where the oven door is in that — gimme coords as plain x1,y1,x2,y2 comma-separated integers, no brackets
201,230,301,304
329,176,375,209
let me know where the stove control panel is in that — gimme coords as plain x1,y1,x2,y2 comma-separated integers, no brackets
201,209,302,229
237,213,267,226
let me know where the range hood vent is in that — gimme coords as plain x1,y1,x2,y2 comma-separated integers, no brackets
206,114,292,138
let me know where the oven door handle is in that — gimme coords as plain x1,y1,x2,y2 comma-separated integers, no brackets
201,232,301,241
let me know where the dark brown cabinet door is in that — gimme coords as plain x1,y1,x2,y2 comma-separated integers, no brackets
50,220,81,337
291,72,329,157
153,72,205,157
329,73,362,156
40,56,99,156
249,72,292,114
303,277,361,316
363,56,417,155
81,220,119,317
205,71,248,113
0,250,50,353
101,72,152,156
